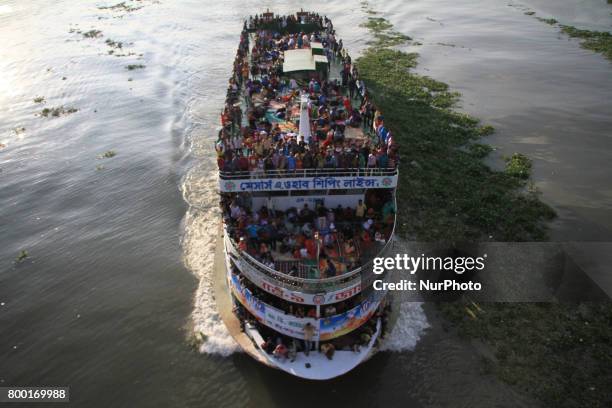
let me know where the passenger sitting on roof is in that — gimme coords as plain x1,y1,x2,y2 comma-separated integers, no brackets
346,108,362,127
274,107,286,119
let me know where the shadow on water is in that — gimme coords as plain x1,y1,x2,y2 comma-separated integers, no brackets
233,351,423,408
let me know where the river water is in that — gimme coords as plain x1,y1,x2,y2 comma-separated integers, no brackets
0,0,610,407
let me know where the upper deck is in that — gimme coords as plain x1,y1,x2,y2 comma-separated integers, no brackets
216,11,399,192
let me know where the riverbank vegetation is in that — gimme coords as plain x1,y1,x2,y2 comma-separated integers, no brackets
440,302,612,407
356,5,609,407
560,25,612,61
523,9,612,61
355,10,554,242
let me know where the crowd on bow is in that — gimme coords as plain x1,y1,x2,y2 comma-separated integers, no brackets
215,13,400,176
233,295,392,362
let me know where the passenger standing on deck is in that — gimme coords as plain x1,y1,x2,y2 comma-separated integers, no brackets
303,322,315,356
367,152,377,175
348,76,356,99
355,199,367,219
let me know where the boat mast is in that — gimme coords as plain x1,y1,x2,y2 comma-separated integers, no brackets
298,93,312,143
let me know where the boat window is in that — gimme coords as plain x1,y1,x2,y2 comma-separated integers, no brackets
329,189,364,195
290,190,326,196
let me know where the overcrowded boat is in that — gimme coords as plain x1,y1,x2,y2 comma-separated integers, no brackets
213,10,399,380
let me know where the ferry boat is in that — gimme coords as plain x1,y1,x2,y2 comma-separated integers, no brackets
213,10,399,380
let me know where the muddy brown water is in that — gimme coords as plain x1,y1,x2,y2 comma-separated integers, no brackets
1,0,610,406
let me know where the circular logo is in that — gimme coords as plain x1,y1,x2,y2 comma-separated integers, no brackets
224,181,236,191
382,177,392,187
312,294,325,305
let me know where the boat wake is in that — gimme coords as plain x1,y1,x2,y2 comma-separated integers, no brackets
381,302,429,352
182,157,240,356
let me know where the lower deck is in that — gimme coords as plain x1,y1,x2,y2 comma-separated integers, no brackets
212,224,273,367
214,224,388,379
243,319,381,380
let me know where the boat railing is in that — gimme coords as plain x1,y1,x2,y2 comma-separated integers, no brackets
219,167,398,180
225,234,360,292
230,271,384,340
225,220,396,294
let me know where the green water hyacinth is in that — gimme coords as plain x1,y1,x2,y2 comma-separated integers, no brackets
356,18,554,241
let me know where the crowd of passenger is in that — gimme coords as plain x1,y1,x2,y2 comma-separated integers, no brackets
216,12,400,175
222,191,395,278
222,13,399,364
231,262,362,318
246,10,326,32
233,298,392,362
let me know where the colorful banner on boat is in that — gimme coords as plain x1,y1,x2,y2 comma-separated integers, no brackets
229,273,319,340
230,272,384,341
230,251,362,305
219,175,397,192
318,293,382,341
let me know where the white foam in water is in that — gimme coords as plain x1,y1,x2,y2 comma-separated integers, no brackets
381,302,430,352
182,165,240,356
192,275,241,356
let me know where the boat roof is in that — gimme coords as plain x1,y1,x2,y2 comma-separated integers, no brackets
283,49,317,72
310,41,324,50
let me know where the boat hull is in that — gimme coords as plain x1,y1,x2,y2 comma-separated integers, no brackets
213,225,389,380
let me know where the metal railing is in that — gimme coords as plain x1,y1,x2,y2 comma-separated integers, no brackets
225,234,362,292
223,200,397,294
231,274,382,340
219,167,398,180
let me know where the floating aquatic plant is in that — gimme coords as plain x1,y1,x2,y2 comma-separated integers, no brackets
359,17,411,47
15,250,28,262
357,3,554,242
560,25,612,61
99,150,117,158
527,10,612,61
536,17,558,25
98,1,143,12
33,96,45,103
105,38,123,49
126,64,145,70
504,153,532,179
40,106,78,118
82,29,103,38
439,301,612,408
357,4,606,407
468,143,493,159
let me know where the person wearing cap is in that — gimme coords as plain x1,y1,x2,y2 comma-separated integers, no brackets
238,236,247,251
